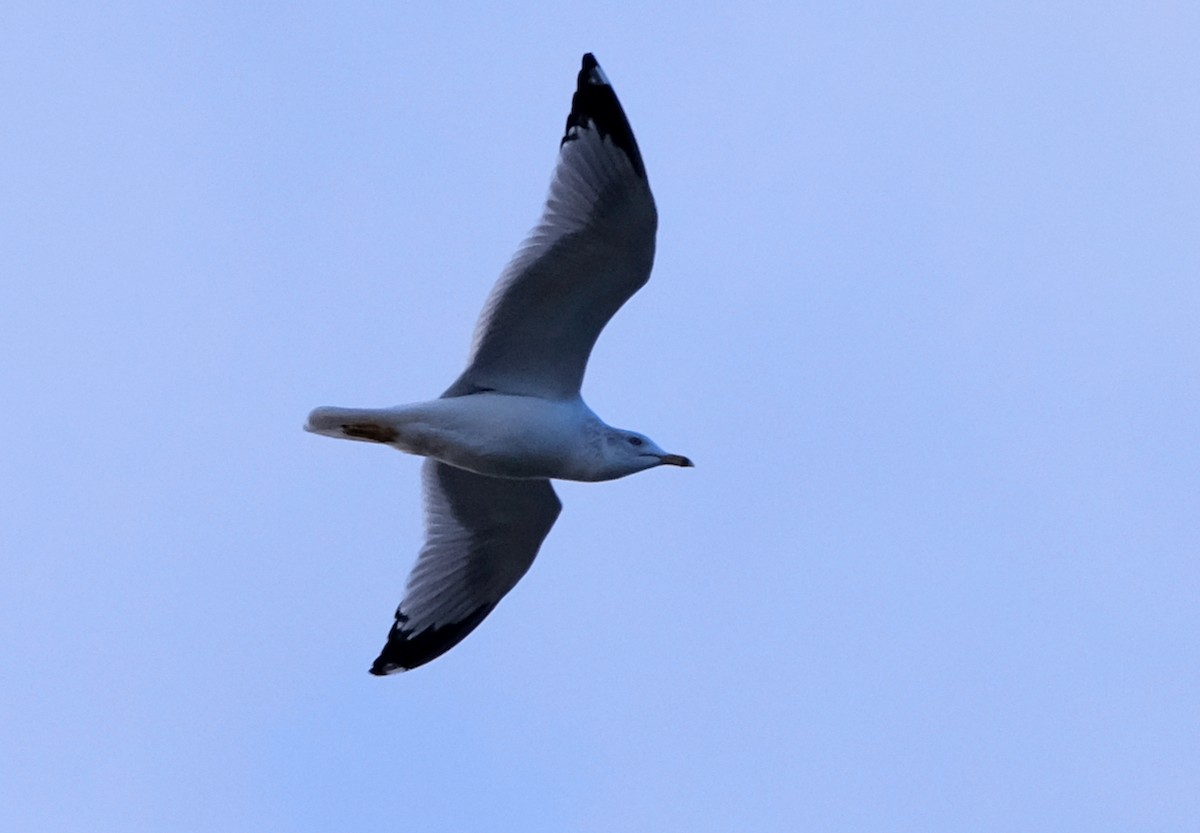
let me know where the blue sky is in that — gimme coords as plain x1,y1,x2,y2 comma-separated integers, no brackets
3,3,1197,831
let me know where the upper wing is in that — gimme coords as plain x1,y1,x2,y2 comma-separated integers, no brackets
370,459,561,674
443,53,657,400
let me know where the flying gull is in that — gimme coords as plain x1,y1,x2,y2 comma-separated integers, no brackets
306,53,691,674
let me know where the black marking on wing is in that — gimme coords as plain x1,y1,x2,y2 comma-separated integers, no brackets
562,53,646,180
369,605,497,675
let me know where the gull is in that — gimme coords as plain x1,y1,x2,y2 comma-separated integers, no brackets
306,53,691,675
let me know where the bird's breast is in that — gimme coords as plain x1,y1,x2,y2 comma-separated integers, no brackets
415,394,598,481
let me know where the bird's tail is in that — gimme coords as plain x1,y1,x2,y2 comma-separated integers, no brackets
304,407,400,444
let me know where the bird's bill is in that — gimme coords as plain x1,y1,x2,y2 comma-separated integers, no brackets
658,453,694,467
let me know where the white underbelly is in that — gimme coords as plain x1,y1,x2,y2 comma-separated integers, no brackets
390,394,595,480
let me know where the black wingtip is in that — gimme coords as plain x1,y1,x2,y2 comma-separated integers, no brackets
562,52,647,180
367,605,497,675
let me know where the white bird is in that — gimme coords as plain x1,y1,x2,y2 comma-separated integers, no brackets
306,53,691,675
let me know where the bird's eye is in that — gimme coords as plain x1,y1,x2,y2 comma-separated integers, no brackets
627,436,644,447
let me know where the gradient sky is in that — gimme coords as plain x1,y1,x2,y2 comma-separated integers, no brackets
3,3,1198,831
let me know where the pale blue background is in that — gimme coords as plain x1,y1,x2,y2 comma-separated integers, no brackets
3,3,1197,831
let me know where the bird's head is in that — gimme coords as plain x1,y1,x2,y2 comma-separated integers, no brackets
597,428,693,480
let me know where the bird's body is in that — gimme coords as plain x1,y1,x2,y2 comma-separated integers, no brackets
306,54,690,674
308,394,679,482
